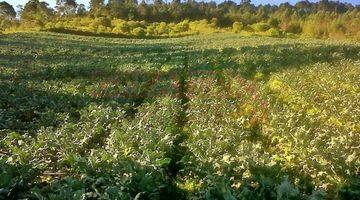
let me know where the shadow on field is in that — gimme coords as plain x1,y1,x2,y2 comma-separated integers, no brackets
1,34,359,132
0,69,178,132
186,43,359,79
1,152,359,199
0,161,40,199
2,38,358,80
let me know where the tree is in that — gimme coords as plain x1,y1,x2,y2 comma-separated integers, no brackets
91,0,105,9
108,0,127,19
21,0,54,26
152,0,168,22
108,0,123,5
123,0,138,20
183,0,200,20
138,1,150,21
76,3,87,16
56,0,77,16
170,0,183,22
295,0,313,15
90,0,105,16
256,5,269,22
241,0,251,4
0,1,16,19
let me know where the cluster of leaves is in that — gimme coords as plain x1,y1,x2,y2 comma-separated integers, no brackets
0,32,359,199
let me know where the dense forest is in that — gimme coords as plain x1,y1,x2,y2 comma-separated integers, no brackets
0,0,359,39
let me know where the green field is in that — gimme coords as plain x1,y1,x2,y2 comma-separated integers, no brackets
1,32,359,199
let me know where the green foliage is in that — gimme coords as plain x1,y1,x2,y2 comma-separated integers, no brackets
131,27,146,36
0,159,39,199
268,18,280,28
91,17,111,32
277,177,300,200
173,20,190,34
1,0,359,39
0,32,359,199
251,22,271,32
283,21,302,34
155,22,169,35
0,1,16,19
20,0,54,27
266,28,281,37
232,21,244,33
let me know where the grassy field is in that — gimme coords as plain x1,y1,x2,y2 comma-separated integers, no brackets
0,32,359,199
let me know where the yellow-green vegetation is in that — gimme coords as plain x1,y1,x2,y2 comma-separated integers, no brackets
1,32,359,199
42,18,220,38
0,0,359,40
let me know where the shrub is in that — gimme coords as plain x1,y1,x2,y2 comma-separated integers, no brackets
146,24,156,35
251,22,270,32
127,20,142,30
131,27,146,37
97,25,111,33
268,18,280,28
302,20,328,38
112,21,129,34
232,21,244,33
155,22,169,35
189,20,217,34
89,17,111,32
243,25,254,32
173,20,190,34
283,21,302,34
266,28,281,37
328,20,346,39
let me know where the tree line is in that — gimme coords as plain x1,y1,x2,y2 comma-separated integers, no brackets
0,0,359,39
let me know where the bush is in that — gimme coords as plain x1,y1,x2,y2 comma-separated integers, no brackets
91,17,111,30
189,20,217,34
251,22,270,32
283,22,302,34
155,22,169,35
302,20,328,38
268,18,280,28
329,21,346,39
97,25,111,33
232,21,244,33
173,20,190,33
131,27,146,37
146,24,156,35
266,28,281,37
111,19,128,34
243,25,254,32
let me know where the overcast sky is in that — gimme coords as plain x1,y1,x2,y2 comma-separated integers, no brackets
6,0,360,9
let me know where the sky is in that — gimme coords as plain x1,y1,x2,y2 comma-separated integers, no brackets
6,0,360,9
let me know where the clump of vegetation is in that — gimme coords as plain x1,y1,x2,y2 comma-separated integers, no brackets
232,22,244,33
251,22,271,32
266,28,281,37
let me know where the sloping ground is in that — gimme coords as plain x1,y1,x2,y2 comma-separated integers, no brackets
0,32,359,199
